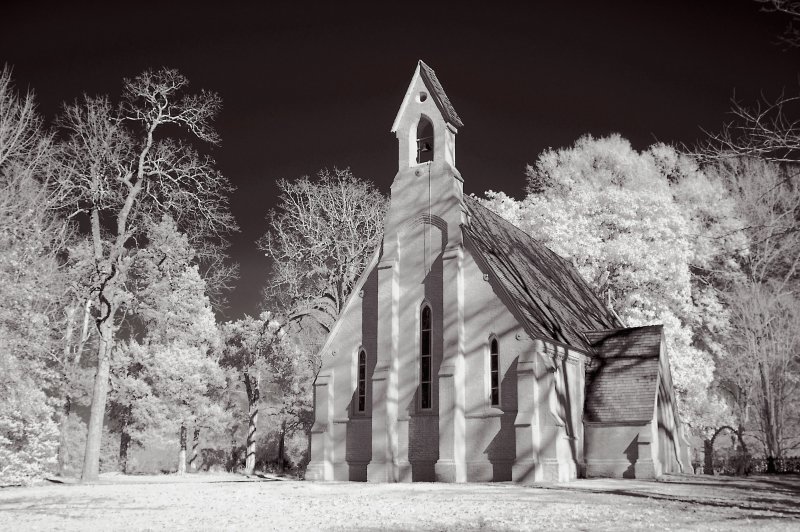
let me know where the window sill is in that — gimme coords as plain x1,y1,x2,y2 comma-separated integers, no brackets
466,407,511,419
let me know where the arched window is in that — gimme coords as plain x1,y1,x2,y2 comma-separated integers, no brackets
357,349,367,413
416,116,434,164
420,305,432,409
490,338,500,407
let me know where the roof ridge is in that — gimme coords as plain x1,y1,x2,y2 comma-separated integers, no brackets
584,324,664,336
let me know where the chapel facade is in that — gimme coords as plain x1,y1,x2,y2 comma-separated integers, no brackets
305,61,691,483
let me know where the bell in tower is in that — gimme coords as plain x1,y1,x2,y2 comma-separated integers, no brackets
416,116,434,164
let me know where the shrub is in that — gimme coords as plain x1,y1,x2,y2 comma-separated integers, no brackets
0,353,59,485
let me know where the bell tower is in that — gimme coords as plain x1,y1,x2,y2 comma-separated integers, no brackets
368,61,469,483
391,60,462,171
382,60,467,260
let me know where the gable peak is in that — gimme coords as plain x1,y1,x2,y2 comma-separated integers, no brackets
391,60,464,133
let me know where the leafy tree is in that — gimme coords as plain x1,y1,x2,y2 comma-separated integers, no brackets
54,68,236,481
221,313,284,475
481,135,739,429
0,339,60,485
109,217,228,473
272,328,320,470
135,340,226,474
0,65,64,390
0,66,66,484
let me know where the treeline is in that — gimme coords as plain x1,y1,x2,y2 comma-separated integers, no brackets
480,137,800,470
0,66,387,485
2,3,799,483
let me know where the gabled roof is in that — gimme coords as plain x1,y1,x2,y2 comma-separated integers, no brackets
583,325,663,423
463,196,621,352
391,60,464,133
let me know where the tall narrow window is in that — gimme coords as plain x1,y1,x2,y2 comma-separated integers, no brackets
416,117,433,164
357,349,367,413
420,305,432,409
490,338,500,407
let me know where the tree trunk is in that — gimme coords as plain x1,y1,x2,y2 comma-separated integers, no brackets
758,361,780,473
767,455,777,473
703,438,713,475
178,424,187,475
190,427,200,472
119,430,131,474
278,418,286,473
57,304,78,477
57,395,71,476
119,406,131,474
81,313,115,482
735,425,749,476
229,435,239,472
243,371,259,476
305,426,313,476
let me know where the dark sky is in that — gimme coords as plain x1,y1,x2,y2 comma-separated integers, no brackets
3,1,799,319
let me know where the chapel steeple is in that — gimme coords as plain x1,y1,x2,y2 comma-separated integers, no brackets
381,60,467,262
391,60,463,171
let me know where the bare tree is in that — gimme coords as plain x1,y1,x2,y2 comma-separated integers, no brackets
693,5,800,465
256,169,385,473
723,284,800,470
55,68,236,481
701,90,800,165
706,158,800,470
757,0,800,47
0,65,70,483
258,168,386,333
698,2,800,164
710,159,800,288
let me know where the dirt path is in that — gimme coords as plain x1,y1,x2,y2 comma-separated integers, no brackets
0,474,797,531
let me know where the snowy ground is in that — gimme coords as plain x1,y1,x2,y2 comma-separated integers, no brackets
0,473,798,531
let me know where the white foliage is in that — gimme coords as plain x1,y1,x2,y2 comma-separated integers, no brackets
0,349,59,485
481,135,739,429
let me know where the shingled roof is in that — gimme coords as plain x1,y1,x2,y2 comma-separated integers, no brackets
583,326,663,423
463,196,621,351
418,61,464,128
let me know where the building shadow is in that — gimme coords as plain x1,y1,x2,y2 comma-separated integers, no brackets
623,436,638,479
